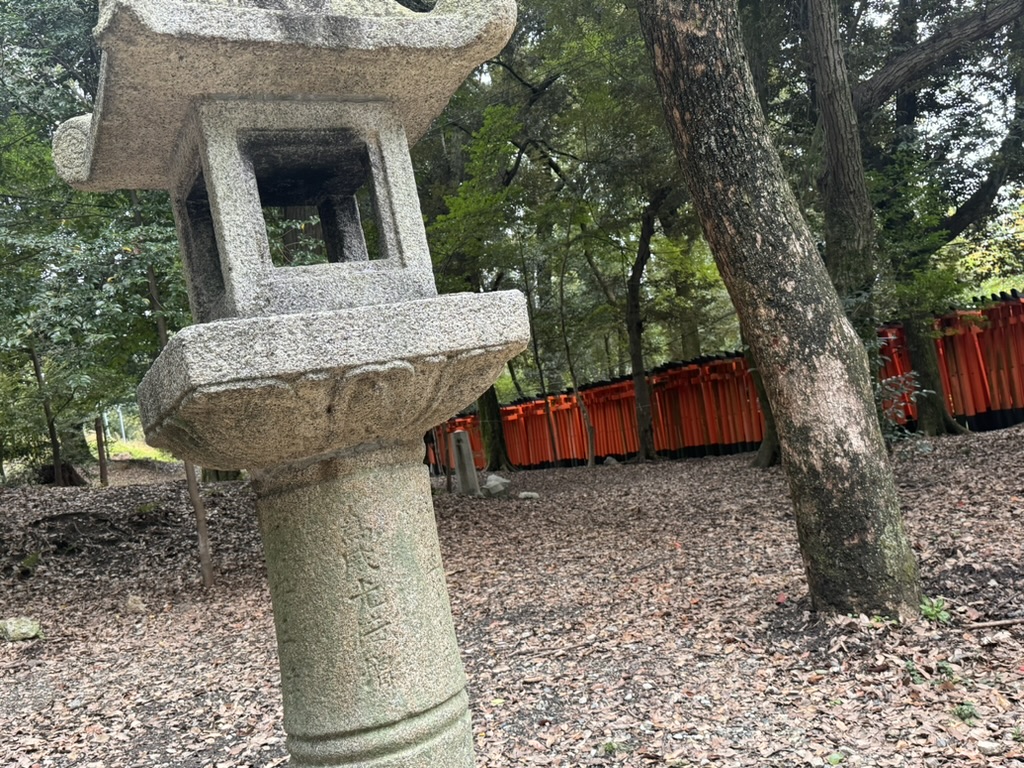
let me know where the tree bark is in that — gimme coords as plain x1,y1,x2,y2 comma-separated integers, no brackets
29,342,63,487
146,262,169,350
478,385,513,471
637,0,921,617
185,460,215,589
809,0,876,327
675,310,702,361
520,258,560,464
507,359,526,400
201,468,242,482
139,210,215,588
901,318,966,436
559,241,596,467
747,349,780,468
60,423,93,467
95,416,108,487
626,192,668,461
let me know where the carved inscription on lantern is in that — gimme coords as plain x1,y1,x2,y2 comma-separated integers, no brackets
339,516,396,691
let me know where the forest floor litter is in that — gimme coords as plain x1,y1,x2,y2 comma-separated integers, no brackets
2,426,1023,767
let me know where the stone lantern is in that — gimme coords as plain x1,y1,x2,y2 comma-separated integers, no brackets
53,2,528,766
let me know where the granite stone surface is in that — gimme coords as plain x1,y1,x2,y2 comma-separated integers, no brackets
137,292,529,468
169,100,438,320
254,443,474,767
52,0,516,192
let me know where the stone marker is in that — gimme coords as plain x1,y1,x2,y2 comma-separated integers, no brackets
53,2,527,766
448,430,482,497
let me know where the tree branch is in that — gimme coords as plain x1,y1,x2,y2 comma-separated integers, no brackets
583,243,618,306
852,0,1024,113
488,59,562,105
940,21,1024,240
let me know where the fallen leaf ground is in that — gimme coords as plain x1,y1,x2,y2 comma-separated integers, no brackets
2,427,1022,767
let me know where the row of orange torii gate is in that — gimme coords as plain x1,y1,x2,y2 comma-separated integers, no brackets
428,292,1024,470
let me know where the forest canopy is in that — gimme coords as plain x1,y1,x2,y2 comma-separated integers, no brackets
1,0,1022,479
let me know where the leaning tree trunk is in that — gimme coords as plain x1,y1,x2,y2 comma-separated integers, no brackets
637,0,921,617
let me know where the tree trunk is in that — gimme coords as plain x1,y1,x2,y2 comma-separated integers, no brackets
637,0,921,617
60,423,93,467
626,193,667,461
559,240,597,467
29,343,63,487
95,417,108,487
439,425,453,493
507,359,526,400
675,304,703,361
478,385,512,471
520,257,560,465
902,318,966,436
185,461,215,589
201,468,242,482
140,210,215,588
146,262,169,350
809,0,876,330
747,349,780,468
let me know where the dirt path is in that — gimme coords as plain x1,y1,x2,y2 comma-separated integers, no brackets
2,427,1022,767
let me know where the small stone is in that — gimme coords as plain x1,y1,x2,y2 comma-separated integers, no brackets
125,594,147,614
978,740,1004,756
980,631,1012,647
1,617,42,641
518,491,539,500
602,456,619,466
481,474,512,498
